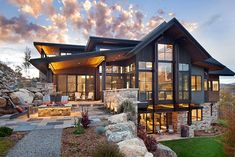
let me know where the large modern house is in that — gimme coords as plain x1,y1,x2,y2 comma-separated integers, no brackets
30,18,234,134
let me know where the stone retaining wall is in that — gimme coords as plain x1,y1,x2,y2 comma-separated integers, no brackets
103,88,139,112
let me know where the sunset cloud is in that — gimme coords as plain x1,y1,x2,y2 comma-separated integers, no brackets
10,0,55,18
2,0,198,44
0,15,67,43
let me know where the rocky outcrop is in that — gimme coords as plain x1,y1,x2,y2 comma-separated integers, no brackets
117,138,149,157
105,121,136,135
106,130,134,143
34,92,43,100
9,93,20,104
154,143,177,157
13,89,35,104
0,97,6,107
105,113,154,157
0,63,19,92
108,113,128,124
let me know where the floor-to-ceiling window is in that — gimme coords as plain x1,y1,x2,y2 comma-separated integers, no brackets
157,44,173,101
57,75,67,95
68,75,76,100
179,63,189,100
139,71,152,101
56,75,94,100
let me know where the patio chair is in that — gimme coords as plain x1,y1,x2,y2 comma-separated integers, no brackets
61,96,69,105
168,125,174,134
43,95,51,105
75,92,81,101
156,125,163,134
81,94,86,100
87,92,94,100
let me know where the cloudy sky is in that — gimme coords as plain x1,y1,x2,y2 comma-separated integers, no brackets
0,0,234,83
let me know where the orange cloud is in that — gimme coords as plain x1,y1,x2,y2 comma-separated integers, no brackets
4,0,198,43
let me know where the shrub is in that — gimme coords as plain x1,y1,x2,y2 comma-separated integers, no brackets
0,126,13,137
92,143,125,157
73,118,85,135
95,126,106,135
118,100,136,115
81,110,91,128
137,125,158,151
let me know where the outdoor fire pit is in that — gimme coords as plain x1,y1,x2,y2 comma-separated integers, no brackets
38,105,72,117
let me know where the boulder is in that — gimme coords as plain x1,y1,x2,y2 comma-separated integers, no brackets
33,100,43,106
144,152,154,157
13,89,34,104
117,138,148,157
108,113,127,124
9,93,20,104
154,143,177,157
107,130,134,143
105,121,136,135
0,97,6,107
34,92,43,100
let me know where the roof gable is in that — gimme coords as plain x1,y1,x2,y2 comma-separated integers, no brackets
127,18,212,60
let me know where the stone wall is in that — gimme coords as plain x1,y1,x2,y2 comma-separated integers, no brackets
103,88,139,112
191,103,218,131
175,102,219,137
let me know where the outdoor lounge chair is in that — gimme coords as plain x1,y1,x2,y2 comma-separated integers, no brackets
156,125,163,134
75,92,81,101
87,92,94,100
61,96,69,105
168,125,174,134
43,95,51,105
81,94,86,100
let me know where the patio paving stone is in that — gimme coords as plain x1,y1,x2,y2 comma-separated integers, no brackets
36,125,55,130
46,122,64,126
14,125,36,132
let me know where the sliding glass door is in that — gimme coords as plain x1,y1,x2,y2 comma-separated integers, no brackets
57,75,94,100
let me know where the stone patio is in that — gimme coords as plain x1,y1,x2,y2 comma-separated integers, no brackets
0,104,110,132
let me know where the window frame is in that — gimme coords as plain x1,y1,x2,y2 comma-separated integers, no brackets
191,109,203,122
212,80,219,91
191,75,202,92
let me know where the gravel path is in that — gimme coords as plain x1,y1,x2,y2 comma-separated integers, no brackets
7,129,62,157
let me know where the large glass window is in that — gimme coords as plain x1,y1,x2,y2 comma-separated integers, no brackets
139,113,153,133
179,63,189,71
158,62,173,100
158,44,173,61
106,75,124,90
77,75,86,98
57,75,67,95
212,81,219,91
204,79,208,91
191,76,202,91
179,73,189,100
139,72,152,100
192,109,202,121
179,63,189,100
139,62,152,70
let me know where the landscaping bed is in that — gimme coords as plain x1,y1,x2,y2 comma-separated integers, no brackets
61,127,109,157
0,132,27,156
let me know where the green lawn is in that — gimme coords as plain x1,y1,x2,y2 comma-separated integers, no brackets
161,136,227,157
0,138,14,157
